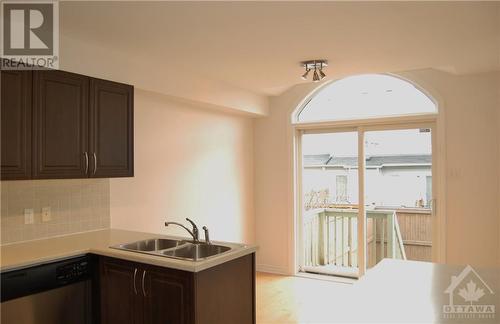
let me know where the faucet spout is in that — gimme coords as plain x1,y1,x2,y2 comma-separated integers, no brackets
164,221,199,242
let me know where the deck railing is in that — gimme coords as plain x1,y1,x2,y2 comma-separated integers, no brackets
303,208,406,269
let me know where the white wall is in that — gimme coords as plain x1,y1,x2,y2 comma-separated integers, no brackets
254,69,500,273
110,89,255,244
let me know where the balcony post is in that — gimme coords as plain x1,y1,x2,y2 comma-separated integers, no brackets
386,212,396,258
357,129,367,276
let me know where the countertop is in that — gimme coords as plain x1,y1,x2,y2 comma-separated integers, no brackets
333,259,500,323
0,229,257,273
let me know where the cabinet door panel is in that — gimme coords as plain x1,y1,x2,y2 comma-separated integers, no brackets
100,258,142,324
90,79,133,178
33,70,89,179
143,267,193,324
1,70,32,180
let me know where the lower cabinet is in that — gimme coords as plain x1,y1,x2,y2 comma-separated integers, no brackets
99,258,145,324
98,254,255,324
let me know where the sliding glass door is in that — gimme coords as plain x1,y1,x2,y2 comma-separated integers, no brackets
364,128,433,270
298,125,434,278
300,131,360,277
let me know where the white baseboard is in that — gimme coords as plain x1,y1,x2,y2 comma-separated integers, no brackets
256,263,290,275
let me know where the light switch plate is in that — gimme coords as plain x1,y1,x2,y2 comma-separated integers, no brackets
24,208,34,224
42,207,52,222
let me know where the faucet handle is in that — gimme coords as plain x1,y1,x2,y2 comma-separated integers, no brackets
185,218,199,240
202,226,211,245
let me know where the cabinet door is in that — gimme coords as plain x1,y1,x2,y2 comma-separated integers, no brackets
89,78,133,178
100,258,143,324
33,70,89,179
143,266,193,324
1,70,32,180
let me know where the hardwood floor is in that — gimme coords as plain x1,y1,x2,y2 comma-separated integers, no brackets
256,272,354,324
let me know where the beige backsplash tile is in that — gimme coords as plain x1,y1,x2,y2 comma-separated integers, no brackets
1,179,110,245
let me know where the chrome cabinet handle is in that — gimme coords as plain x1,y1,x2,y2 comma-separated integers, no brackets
133,268,138,295
83,152,89,174
92,153,97,175
142,270,147,297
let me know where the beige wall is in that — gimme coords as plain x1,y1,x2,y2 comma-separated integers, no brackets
498,76,500,268
59,34,268,117
254,69,500,273
110,89,255,244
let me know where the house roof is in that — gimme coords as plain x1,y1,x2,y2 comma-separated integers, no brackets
304,154,432,167
303,154,331,166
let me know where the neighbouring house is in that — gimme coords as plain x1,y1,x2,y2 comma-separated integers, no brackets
303,154,432,209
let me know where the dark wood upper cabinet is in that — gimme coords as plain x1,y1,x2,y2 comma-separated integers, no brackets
33,70,89,179
1,68,133,180
1,70,32,180
90,79,133,178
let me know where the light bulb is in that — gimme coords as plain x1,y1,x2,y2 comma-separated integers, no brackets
301,68,310,80
312,68,320,82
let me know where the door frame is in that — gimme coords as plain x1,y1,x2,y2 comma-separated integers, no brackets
293,114,444,277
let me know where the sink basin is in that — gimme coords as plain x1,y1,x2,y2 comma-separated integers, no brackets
161,243,231,260
118,238,187,252
111,238,232,261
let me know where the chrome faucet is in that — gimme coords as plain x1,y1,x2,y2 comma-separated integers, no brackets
202,226,211,245
164,218,199,242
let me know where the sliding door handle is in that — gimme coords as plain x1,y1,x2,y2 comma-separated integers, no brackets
133,268,138,295
142,270,147,297
92,153,97,175
83,152,89,174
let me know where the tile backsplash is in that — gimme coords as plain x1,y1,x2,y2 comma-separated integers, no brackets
1,179,110,245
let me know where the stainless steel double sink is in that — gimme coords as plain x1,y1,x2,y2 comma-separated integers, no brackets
111,238,232,261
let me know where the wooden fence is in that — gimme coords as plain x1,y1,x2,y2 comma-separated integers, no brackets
389,208,432,262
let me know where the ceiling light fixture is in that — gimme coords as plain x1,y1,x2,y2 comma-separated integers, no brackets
300,60,328,82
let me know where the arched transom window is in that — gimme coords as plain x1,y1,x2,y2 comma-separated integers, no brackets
296,74,437,123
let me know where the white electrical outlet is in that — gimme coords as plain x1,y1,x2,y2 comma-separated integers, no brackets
42,207,52,222
24,208,34,224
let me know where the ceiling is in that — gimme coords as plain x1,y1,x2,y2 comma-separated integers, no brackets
60,1,500,98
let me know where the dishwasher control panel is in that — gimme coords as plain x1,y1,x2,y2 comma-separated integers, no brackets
1,255,92,302
56,259,89,283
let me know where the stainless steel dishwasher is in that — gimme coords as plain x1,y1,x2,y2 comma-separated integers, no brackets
1,255,92,324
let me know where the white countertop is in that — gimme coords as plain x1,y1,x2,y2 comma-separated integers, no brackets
335,259,500,323
0,229,257,273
